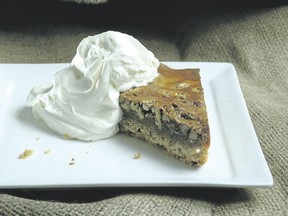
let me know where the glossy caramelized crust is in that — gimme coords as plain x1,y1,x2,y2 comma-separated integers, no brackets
119,63,210,166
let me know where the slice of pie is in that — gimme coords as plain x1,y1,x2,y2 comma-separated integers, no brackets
119,63,210,166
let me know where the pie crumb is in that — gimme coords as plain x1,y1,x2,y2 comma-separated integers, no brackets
44,149,51,154
18,149,33,159
69,158,75,165
133,152,141,159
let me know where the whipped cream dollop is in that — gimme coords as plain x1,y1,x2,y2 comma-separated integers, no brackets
27,31,160,141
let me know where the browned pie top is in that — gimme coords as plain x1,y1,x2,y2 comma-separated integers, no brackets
120,63,209,132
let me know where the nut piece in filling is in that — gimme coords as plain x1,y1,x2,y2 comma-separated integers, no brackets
119,63,210,166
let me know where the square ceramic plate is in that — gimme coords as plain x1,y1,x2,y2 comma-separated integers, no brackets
0,62,273,189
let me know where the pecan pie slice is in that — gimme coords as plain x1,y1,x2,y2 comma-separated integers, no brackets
119,64,210,166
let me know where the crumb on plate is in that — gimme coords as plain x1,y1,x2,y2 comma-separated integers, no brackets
133,152,141,159
69,158,75,165
18,149,33,159
44,149,51,154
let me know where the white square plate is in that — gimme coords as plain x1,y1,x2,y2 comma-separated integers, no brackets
0,62,273,188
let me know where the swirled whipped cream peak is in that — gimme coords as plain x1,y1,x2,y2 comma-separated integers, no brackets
27,31,160,141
